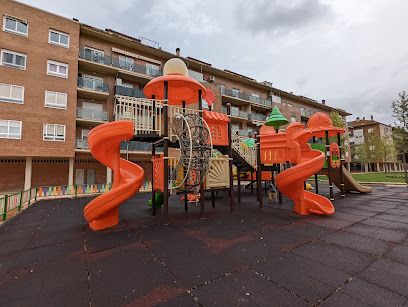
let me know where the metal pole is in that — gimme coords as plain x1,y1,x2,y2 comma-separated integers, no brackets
152,144,156,216
163,81,169,224
326,131,334,201
337,132,345,198
250,170,254,194
313,136,319,194
276,128,282,204
182,100,188,212
237,168,241,204
227,103,234,213
3,195,8,221
256,127,262,208
198,90,205,218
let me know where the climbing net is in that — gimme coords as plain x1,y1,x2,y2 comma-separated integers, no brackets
172,113,212,193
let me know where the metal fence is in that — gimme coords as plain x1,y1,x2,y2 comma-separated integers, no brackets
1,181,153,221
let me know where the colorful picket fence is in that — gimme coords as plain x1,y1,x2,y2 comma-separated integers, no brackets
1,181,152,221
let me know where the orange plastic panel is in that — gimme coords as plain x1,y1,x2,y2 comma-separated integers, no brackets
330,143,341,168
260,133,288,164
153,156,165,192
203,111,229,146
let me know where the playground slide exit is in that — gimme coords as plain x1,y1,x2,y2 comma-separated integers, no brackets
83,121,144,230
276,149,334,215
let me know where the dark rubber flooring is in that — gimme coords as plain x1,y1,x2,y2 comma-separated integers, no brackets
0,184,408,306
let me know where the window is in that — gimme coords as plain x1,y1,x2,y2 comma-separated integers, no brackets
119,56,133,70
49,29,69,48
232,88,240,97
47,60,68,78
84,47,104,63
0,83,24,104
300,107,305,115
81,129,91,139
252,93,260,98
45,91,67,109
83,101,103,110
368,128,373,133
43,124,65,141
0,120,22,139
291,116,297,122
1,49,26,70
3,16,27,36
219,84,225,94
146,63,159,76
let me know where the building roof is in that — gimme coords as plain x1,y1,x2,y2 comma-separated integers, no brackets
79,24,351,117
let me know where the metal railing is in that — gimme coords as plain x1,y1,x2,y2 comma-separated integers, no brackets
115,86,147,98
77,107,109,121
77,77,109,92
115,96,201,138
249,96,272,107
76,137,89,149
79,48,163,77
231,131,257,168
271,95,281,104
230,108,248,119
224,89,250,101
248,113,267,121
1,182,154,221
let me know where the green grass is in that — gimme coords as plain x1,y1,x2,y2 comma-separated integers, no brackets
314,172,407,183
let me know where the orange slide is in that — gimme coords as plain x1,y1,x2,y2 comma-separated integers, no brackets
276,149,334,215
83,121,144,230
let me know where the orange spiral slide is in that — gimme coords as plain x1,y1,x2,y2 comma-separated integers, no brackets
83,121,144,230
276,149,334,215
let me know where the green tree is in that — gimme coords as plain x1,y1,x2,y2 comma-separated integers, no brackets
392,91,408,184
354,143,370,172
329,111,347,146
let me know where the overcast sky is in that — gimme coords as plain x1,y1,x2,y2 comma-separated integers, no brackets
20,0,408,125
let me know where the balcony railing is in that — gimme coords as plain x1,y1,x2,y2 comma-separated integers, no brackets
230,109,248,119
115,86,147,98
120,141,163,152
76,137,89,150
248,113,267,121
271,95,281,104
77,107,109,121
77,77,109,92
224,89,250,101
249,96,272,107
236,129,249,137
79,48,163,78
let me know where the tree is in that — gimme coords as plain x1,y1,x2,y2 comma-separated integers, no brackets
329,111,347,147
391,91,408,184
354,143,370,172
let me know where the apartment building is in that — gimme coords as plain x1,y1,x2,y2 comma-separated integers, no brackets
0,0,351,193
0,0,79,192
348,116,402,172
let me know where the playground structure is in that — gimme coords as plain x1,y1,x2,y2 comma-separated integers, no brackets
83,57,371,231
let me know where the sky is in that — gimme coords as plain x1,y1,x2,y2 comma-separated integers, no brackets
20,0,408,125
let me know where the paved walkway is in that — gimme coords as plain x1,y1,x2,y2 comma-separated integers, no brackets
0,186,407,306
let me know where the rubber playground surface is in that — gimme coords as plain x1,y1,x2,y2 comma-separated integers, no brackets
1,185,408,306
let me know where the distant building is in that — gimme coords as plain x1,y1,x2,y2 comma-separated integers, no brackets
348,116,402,172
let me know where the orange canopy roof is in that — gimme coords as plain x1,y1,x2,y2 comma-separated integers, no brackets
306,112,346,138
143,74,207,105
203,110,230,122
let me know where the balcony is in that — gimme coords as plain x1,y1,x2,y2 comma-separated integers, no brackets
230,108,248,119
78,48,163,83
248,113,267,122
236,129,249,137
76,137,89,150
120,141,163,152
249,96,272,108
115,86,147,99
77,77,109,99
77,107,109,125
224,89,250,101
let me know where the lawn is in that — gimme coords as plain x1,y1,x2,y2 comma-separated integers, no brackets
315,172,407,183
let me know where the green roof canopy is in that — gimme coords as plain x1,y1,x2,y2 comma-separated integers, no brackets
265,106,289,130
